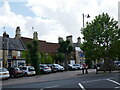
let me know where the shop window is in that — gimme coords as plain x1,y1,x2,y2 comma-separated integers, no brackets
8,50,12,58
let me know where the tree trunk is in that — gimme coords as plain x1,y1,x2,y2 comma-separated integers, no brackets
64,54,68,71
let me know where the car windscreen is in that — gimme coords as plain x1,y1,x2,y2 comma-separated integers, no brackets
0,68,8,72
29,67,35,70
0,69,3,72
73,64,79,66
15,68,21,71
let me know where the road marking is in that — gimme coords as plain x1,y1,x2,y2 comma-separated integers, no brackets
78,83,86,90
107,79,120,86
44,85,59,88
82,77,114,83
115,86,120,89
82,79,104,83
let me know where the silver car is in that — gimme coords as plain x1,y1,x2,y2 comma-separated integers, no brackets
40,64,52,73
0,68,10,79
52,64,65,71
73,64,83,70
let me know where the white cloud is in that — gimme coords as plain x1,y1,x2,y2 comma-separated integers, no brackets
0,1,26,33
0,0,119,43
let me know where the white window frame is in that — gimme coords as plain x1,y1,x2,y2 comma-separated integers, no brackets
18,51,21,57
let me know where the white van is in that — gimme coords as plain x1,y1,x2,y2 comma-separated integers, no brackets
20,66,36,76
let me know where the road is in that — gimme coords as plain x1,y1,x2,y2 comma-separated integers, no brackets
2,71,120,90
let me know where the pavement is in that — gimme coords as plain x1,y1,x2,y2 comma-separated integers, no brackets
2,69,119,86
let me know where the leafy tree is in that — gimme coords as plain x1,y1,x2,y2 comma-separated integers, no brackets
22,51,31,65
27,40,40,75
54,53,65,64
58,40,73,70
45,55,54,64
81,13,120,71
40,53,54,64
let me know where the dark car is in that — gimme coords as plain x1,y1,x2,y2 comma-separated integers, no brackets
7,67,23,78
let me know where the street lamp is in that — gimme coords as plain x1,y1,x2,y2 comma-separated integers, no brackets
82,14,90,28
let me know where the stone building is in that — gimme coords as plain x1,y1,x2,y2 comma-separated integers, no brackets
58,35,84,65
0,27,26,68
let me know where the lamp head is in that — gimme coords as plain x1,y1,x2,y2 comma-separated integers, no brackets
87,14,90,18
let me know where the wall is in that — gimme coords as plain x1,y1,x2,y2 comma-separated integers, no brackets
0,50,2,59
12,50,22,59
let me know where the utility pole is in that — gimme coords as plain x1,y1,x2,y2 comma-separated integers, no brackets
82,13,90,28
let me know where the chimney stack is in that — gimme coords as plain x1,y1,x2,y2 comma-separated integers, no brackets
66,35,73,46
3,32,9,68
15,26,21,39
58,37,63,43
33,31,38,40
77,37,81,44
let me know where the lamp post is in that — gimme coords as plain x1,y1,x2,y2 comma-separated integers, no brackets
82,14,90,28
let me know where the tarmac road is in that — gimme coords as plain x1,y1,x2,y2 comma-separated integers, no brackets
2,70,120,90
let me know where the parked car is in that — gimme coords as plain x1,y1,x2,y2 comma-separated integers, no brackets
20,66,36,76
68,64,76,71
40,64,52,73
73,64,83,70
7,67,23,78
52,64,65,71
114,61,120,67
47,64,57,72
0,68,10,80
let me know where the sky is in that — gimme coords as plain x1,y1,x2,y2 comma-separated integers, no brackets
0,0,119,43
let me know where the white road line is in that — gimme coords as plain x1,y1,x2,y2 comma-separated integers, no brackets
78,83,86,90
107,79,120,86
44,85,59,88
82,79,103,83
82,77,114,83
115,86,120,89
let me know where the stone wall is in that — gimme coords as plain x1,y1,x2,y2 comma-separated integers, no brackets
0,50,2,59
12,50,22,59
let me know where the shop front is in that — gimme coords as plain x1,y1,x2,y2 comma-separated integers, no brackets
7,59,26,68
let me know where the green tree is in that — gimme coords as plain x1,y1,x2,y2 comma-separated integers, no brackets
58,40,73,70
81,13,120,70
40,53,54,64
27,40,40,75
45,55,54,64
54,53,65,64
22,51,31,65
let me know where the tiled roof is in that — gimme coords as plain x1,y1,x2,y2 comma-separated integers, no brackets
21,37,60,54
0,36,26,51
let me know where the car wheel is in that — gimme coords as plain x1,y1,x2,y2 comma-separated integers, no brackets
24,73,28,77
11,75,14,78
56,68,58,72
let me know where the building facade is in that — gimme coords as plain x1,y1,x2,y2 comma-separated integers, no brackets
0,27,26,68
